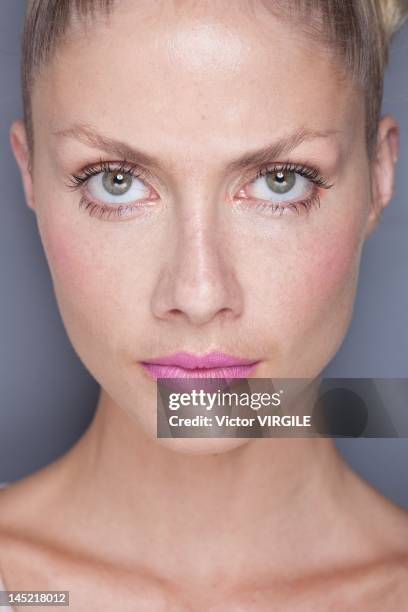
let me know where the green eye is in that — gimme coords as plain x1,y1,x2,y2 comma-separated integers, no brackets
102,171,133,196
265,170,296,194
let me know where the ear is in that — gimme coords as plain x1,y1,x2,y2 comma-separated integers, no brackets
9,119,36,212
365,115,399,237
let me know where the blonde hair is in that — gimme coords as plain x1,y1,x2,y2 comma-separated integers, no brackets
381,0,408,39
22,0,408,165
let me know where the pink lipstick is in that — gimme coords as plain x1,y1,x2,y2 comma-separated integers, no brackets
141,351,259,380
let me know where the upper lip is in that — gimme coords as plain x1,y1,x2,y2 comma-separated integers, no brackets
141,351,259,369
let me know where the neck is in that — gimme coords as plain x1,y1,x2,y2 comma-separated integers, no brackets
64,388,349,586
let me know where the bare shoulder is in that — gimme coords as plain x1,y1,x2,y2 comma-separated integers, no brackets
225,478,408,611
349,468,408,556
0,467,68,588
313,552,408,611
0,457,93,591
220,553,408,612
0,461,408,611
0,475,190,611
0,459,64,537
311,473,408,612
328,468,408,609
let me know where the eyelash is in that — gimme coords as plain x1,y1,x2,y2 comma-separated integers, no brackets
65,159,152,220
65,158,333,220
246,162,333,217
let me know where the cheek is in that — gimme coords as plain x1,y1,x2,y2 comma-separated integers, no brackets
251,215,364,313
36,211,125,349
37,206,158,370
40,218,101,300
304,224,361,300
276,212,366,371
243,198,368,374
283,184,368,312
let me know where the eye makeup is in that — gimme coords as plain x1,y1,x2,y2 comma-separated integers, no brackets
235,161,333,217
65,158,159,221
64,157,334,221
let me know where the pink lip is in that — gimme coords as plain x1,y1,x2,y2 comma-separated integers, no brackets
141,351,260,380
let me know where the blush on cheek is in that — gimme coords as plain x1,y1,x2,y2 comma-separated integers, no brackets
279,218,364,343
308,227,361,300
298,221,364,364
37,217,118,371
38,222,113,335
38,213,94,289
274,220,365,377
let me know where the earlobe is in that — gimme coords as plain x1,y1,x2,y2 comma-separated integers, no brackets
9,119,36,211
366,114,399,237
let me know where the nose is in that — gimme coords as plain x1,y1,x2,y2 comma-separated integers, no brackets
151,212,244,326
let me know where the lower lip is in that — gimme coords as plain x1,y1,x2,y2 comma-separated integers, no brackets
141,362,259,392
141,363,258,379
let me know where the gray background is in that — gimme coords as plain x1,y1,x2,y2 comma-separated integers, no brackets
1,2,407,506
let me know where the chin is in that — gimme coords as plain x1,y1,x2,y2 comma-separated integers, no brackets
156,436,250,456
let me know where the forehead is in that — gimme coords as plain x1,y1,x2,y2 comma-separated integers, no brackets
33,0,363,167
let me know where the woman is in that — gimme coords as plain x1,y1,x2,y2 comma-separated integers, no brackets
0,0,407,609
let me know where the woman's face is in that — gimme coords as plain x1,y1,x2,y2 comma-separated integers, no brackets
13,1,394,450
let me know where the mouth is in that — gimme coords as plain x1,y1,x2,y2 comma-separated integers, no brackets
140,351,260,380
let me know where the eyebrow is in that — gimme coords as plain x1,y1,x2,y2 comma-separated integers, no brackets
52,123,340,171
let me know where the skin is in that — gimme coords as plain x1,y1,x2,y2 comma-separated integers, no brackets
1,0,407,609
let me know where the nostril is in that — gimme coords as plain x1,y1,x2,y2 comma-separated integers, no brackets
168,308,184,317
